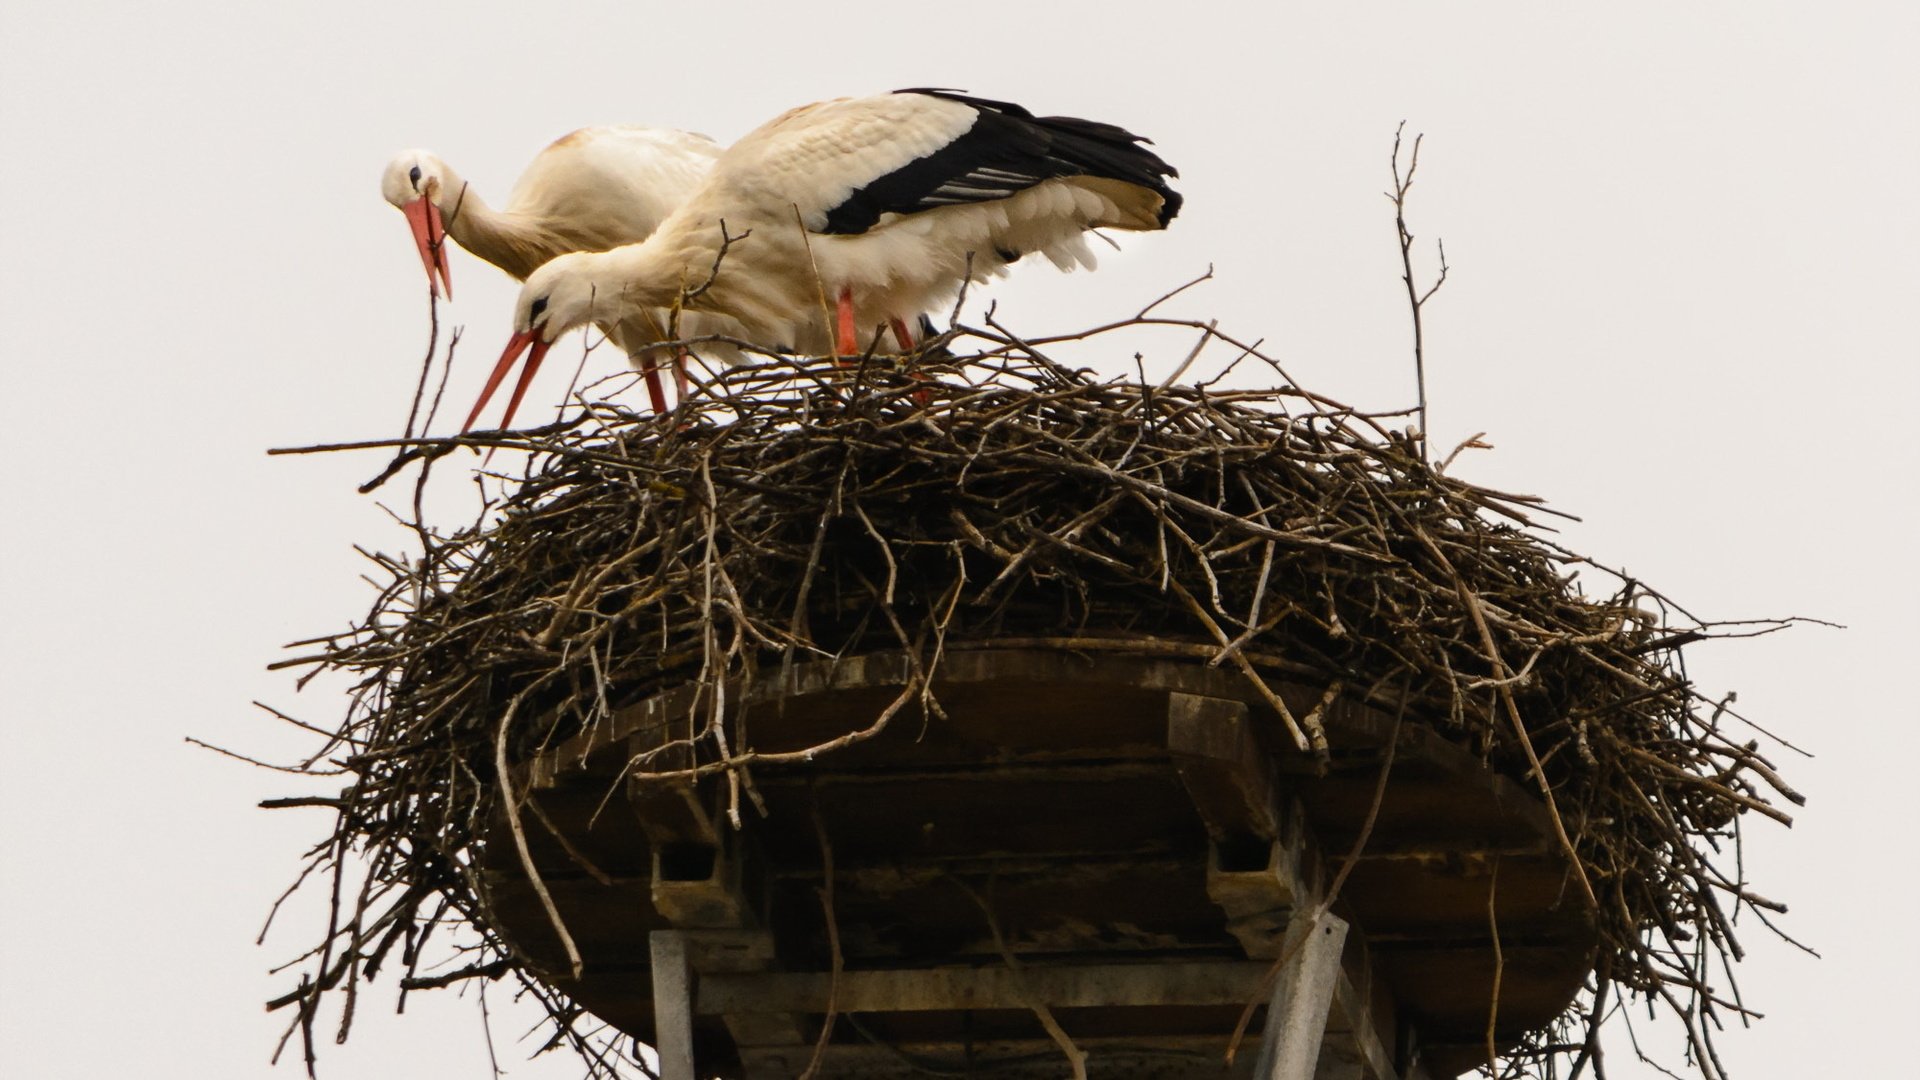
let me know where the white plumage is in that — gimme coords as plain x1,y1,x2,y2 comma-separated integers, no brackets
379,126,722,290
468,90,1182,432
378,126,743,418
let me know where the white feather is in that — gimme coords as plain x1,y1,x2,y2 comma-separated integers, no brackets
513,92,1175,359
382,126,745,370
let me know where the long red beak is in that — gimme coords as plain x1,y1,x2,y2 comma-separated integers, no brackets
464,328,553,434
402,198,453,299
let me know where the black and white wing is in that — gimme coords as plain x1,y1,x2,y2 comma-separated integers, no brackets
819,89,1182,234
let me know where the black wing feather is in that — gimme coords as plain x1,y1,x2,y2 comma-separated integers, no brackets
818,89,1182,235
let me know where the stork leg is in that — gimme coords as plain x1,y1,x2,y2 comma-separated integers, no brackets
890,316,936,407
835,286,858,364
640,355,669,416
674,348,691,403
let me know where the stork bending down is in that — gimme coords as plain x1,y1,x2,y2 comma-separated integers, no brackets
470,89,1182,433
379,126,735,414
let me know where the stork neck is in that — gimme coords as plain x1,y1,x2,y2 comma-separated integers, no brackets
587,243,683,316
435,179,556,280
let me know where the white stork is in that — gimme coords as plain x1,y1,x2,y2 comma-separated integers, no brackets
379,126,736,413
467,89,1181,433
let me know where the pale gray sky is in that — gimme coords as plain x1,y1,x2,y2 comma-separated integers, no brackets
2,2,1915,1077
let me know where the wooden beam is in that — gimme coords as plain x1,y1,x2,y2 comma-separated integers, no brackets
648,839,752,929
1252,910,1350,1080
1168,692,1281,842
1168,693,1397,1079
752,760,1172,786
649,930,695,1080
627,745,720,849
1313,1054,1366,1080
680,928,778,972
1207,835,1310,959
697,960,1274,1015
644,836,811,1054
1170,692,1330,959
739,1035,1263,1080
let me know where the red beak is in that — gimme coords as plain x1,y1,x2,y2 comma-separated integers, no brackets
464,327,553,434
402,197,453,299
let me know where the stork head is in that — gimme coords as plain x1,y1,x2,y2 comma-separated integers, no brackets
379,149,456,298
463,254,604,434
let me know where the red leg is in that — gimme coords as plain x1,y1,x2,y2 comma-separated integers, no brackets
835,286,858,363
889,318,936,406
674,348,691,402
640,355,668,416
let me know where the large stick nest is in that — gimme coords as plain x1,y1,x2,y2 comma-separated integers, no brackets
271,322,1801,1079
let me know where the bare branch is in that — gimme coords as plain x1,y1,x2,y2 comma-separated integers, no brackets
1389,122,1450,460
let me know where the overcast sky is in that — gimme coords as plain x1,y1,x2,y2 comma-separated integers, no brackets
3,2,1916,1078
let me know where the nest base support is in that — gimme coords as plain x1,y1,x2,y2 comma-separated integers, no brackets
652,930,696,1080
1168,691,1406,1080
1251,909,1351,1080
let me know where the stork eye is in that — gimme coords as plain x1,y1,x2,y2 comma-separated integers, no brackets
408,165,423,187
529,296,549,321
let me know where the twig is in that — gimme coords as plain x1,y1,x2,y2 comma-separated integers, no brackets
403,285,440,441
495,693,584,980
792,204,836,356
1389,122,1449,459
1413,525,1598,908
950,878,1088,1080
1167,577,1318,754
800,805,843,1080
1136,265,1215,318
682,218,750,304
1155,319,1219,391
1488,855,1505,1069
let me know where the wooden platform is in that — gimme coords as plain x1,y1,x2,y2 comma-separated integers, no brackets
480,649,1597,1079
